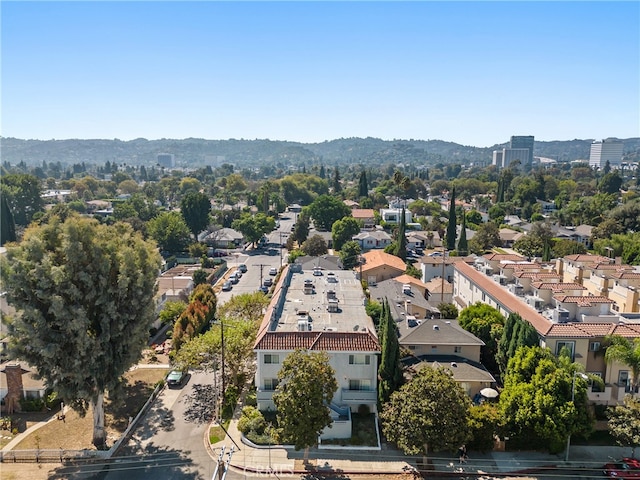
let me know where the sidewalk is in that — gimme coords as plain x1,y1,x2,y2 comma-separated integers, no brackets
210,413,634,477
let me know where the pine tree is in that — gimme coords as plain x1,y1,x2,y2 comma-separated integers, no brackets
394,207,407,261
446,187,457,251
457,211,468,256
319,165,325,179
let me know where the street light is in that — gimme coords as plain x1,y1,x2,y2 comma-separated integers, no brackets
565,371,588,462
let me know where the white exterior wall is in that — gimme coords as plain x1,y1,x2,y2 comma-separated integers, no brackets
589,140,624,169
255,350,379,413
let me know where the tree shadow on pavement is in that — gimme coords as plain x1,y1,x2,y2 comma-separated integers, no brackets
47,443,202,480
183,383,216,425
131,406,175,442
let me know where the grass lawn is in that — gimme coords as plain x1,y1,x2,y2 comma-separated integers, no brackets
11,368,167,451
209,419,230,444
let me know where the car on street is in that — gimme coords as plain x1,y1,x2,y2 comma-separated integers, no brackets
259,285,269,294
167,369,188,388
269,267,278,276
222,281,232,291
604,458,640,479
263,278,273,287
229,274,239,284
313,267,323,276
238,264,247,273
327,272,338,283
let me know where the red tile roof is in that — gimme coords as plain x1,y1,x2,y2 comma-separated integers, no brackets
254,330,380,352
531,282,586,291
361,250,406,273
553,295,614,306
564,254,612,263
544,322,640,339
514,271,561,279
351,209,375,219
610,272,640,279
483,253,527,262
455,262,553,336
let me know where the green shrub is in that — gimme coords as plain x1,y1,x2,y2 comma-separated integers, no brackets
237,406,266,435
19,397,45,412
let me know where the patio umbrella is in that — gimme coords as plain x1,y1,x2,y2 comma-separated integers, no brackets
480,387,499,398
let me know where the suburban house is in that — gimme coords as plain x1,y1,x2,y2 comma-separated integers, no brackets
352,230,392,250
420,254,459,283
254,264,380,440
423,277,454,304
453,259,640,406
359,250,407,285
343,200,360,209
398,318,494,399
370,277,441,323
406,231,441,250
379,208,412,225
202,227,244,248
351,209,376,230
498,228,524,248
0,362,47,413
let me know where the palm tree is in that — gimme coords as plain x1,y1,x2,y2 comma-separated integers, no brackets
605,335,640,393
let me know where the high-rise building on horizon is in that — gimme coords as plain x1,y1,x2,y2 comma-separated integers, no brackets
157,153,175,168
492,135,535,170
589,139,623,170
510,135,535,171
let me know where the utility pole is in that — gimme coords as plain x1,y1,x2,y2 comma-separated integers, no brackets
441,248,447,303
220,316,225,418
256,264,269,289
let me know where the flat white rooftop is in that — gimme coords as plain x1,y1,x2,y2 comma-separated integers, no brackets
273,269,372,333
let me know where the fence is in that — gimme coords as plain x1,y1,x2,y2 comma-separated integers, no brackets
0,448,105,464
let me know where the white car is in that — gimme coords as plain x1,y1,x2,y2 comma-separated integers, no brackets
269,267,278,276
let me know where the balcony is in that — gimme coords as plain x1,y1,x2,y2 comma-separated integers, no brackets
256,389,275,402
341,389,377,403
587,385,612,404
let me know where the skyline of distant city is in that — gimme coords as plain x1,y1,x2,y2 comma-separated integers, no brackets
2,2,638,147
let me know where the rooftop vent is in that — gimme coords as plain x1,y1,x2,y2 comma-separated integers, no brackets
451,362,457,367
433,325,439,331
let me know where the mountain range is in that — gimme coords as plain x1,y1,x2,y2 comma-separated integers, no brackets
1,136,639,168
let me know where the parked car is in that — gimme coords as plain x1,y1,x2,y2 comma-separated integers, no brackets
222,281,232,291
327,272,338,283
167,369,188,388
238,264,247,273
263,278,273,287
259,285,269,294
313,267,323,276
229,274,239,284
604,458,640,479
269,267,278,276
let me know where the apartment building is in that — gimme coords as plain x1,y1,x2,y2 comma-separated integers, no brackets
254,264,379,439
453,259,640,405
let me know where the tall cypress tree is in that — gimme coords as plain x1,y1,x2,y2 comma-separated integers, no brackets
457,210,468,256
446,187,457,251
394,207,407,261
333,167,342,193
378,299,403,406
358,170,369,198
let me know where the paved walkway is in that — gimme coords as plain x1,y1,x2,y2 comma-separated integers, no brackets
210,411,634,477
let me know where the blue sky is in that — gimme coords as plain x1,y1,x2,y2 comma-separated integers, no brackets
2,1,638,147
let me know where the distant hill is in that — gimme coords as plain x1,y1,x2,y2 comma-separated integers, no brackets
1,136,639,168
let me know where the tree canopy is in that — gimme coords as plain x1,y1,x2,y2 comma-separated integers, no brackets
378,299,403,406
180,191,211,238
498,346,592,453
147,211,192,254
273,349,338,450
0,215,161,446
380,366,471,454
339,240,361,270
604,335,640,391
301,234,328,256
458,302,504,373
307,195,351,231
331,217,361,251
608,395,640,458
496,313,540,377
232,212,276,246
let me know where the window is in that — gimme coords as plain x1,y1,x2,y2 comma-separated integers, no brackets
349,354,370,365
619,371,630,391
555,341,575,360
349,379,372,391
264,378,279,391
264,354,279,364
408,345,416,350
431,345,438,351
454,346,462,353
589,372,604,393
589,342,601,352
